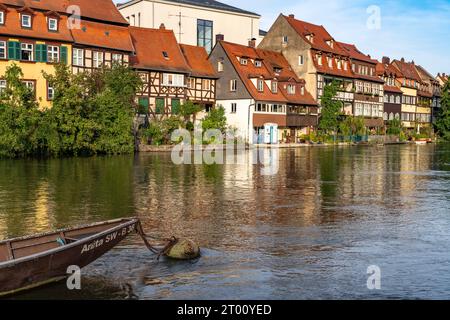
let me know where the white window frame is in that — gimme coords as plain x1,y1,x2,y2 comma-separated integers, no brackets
47,83,55,100
255,60,262,68
287,84,296,95
21,14,31,28
299,55,304,66
73,48,84,67
162,73,185,87
257,79,264,92
93,51,104,68
23,81,35,92
230,79,237,92
48,18,58,31
231,103,237,114
271,81,278,93
21,43,34,61
0,11,4,25
0,80,6,94
0,41,6,59
218,61,224,72
112,53,123,64
47,45,59,63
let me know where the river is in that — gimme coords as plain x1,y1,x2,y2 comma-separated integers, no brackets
1,144,450,299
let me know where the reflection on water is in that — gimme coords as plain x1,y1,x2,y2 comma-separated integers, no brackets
1,144,450,299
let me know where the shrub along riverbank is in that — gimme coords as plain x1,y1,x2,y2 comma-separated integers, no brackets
0,63,141,158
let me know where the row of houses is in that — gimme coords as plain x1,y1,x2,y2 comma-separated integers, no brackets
0,0,448,145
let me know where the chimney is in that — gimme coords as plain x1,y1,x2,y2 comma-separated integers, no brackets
382,56,390,64
159,23,166,30
411,60,415,65
248,38,256,48
401,57,405,62
216,34,224,42
289,14,295,18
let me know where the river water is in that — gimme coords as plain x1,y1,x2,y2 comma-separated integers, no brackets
1,144,450,300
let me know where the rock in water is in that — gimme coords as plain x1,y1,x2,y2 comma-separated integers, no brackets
166,239,201,260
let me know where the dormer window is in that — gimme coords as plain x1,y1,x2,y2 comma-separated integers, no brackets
306,34,314,43
162,51,169,59
317,54,322,66
271,81,278,93
274,67,282,74
0,11,5,25
337,59,342,69
255,60,262,68
327,57,332,68
287,84,296,95
282,36,288,44
240,58,248,65
21,14,31,28
48,18,58,31
344,61,348,71
257,79,264,92
301,87,305,95
326,40,334,48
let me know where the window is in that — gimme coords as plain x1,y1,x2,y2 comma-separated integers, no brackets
47,83,54,100
231,103,237,114
47,46,59,63
271,81,278,93
93,51,103,68
317,55,322,66
287,84,296,95
0,11,4,25
162,73,184,86
21,14,31,28
240,58,248,65
171,99,180,115
112,53,123,63
0,41,6,59
21,43,33,61
202,79,210,90
162,51,169,59
197,19,213,54
0,80,6,94
298,55,304,66
257,79,264,92
218,61,224,72
344,61,348,71
337,59,342,69
48,18,58,31
327,57,332,68
396,96,401,104
255,60,262,68
73,48,84,66
282,36,288,44
384,94,388,103
155,98,165,114
301,87,305,95
23,81,35,93
187,77,195,89
230,79,237,92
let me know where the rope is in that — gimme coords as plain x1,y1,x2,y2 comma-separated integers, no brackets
136,221,178,259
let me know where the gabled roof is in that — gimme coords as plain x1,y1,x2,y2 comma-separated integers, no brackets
415,65,440,85
71,20,134,52
311,53,354,79
283,15,348,56
118,0,259,17
376,62,401,78
0,7,73,42
180,44,218,79
129,26,191,73
0,0,128,25
337,42,378,64
392,59,422,82
219,41,317,105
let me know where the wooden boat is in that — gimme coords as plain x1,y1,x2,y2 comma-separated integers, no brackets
0,218,141,297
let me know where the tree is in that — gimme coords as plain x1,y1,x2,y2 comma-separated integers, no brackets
319,81,342,136
202,105,227,133
435,80,450,141
386,118,403,135
0,64,42,157
179,100,203,125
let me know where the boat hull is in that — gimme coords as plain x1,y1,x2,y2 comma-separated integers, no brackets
0,218,139,297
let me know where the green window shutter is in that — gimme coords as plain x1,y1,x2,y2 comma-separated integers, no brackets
8,41,19,60
138,97,149,114
35,44,47,63
171,99,180,115
155,98,165,114
60,46,68,64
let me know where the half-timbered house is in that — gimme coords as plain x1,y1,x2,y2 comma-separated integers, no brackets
129,25,217,119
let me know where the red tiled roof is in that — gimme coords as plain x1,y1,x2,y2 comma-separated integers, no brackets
311,50,354,79
392,59,421,82
376,62,401,77
384,85,403,94
337,42,378,64
284,15,348,56
180,44,217,79
417,90,433,98
220,41,317,105
0,0,128,25
129,27,191,73
71,20,134,52
0,6,73,42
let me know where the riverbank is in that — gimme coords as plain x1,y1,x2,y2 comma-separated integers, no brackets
137,140,415,152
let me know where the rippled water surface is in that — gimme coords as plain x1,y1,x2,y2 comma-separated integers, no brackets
1,144,450,299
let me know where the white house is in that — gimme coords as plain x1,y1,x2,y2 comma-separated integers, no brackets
117,0,261,54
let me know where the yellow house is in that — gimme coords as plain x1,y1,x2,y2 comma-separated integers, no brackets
0,4,74,109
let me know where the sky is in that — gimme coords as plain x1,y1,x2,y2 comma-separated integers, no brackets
114,0,450,75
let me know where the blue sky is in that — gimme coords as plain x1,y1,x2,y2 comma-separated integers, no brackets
114,0,450,75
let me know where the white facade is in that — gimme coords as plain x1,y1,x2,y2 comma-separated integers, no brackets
219,99,255,143
118,0,260,53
